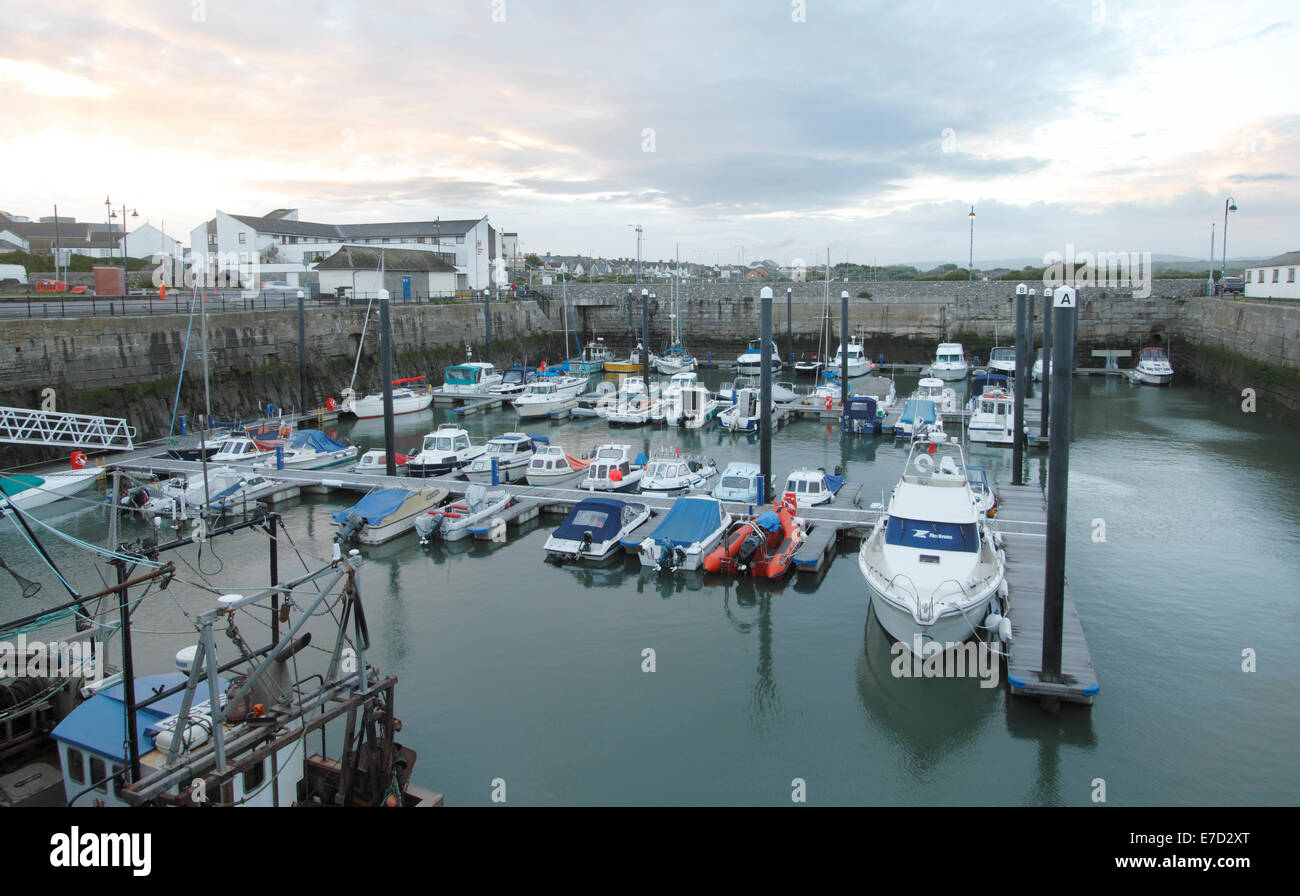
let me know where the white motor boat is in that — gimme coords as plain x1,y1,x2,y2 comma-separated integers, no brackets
512,376,587,419
735,339,781,376
437,362,503,396
350,449,408,474
717,387,772,433
712,462,763,504
491,365,535,398
669,384,722,429
968,388,1016,446
895,399,939,441
463,432,548,484
987,346,1017,377
545,497,651,564
524,444,590,486
1,469,101,512
605,376,661,426
252,430,357,471
339,380,434,419
209,435,280,464
930,342,969,381
577,444,645,492
638,450,720,496
130,466,281,518
911,377,958,413
780,467,845,508
333,485,449,545
634,496,732,573
414,484,511,544
572,338,615,375
1131,346,1174,385
406,424,486,477
857,431,1006,650
830,336,874,378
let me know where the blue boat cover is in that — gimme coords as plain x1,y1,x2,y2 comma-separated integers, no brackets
754,510,781,533
332,488,411,525
646,497,726,548
824,473,845,493
289,429,348,452
885,516,978,552
526,434,551,446
899,399,937,425
554,498,627,542
843,396,878,419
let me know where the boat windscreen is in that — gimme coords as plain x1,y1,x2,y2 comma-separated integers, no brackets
885,517,978,552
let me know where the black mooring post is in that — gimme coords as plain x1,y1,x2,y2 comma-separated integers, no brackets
786,287,793,365
1042,285,1077,683
116,558,141,784
1013,285,1028,484
483,291,492,364
268,514,280,643
641,289,651,392
298,292,308,415
1028,290,1037,399
1041,289,1053,437
380,295,397,476
760,287,773,502
840,290,850,404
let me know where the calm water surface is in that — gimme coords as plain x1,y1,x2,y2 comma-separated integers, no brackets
3,371,1297,805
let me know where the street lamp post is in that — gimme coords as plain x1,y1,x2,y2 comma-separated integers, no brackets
968,205,976,281
1221,197,1237,293
107,197,138,297
1208,222,1215,296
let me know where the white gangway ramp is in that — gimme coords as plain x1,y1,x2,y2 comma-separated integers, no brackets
0,406,136,450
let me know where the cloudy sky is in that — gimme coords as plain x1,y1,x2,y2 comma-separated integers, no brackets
2,0,1296,266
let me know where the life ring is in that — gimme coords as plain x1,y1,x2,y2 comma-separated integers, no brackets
326,397,337,412
824,395,833,410
913,453,935,474
70,451,87,469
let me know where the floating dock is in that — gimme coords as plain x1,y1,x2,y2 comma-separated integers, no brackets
991,485,1099,705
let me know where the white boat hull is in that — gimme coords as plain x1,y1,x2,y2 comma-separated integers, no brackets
525,467,586,487
929,364,969,381
0,470,100,511
1130,367,1173,385
347,392,433,419
866,576,994,649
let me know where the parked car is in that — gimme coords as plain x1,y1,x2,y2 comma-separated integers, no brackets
1218,276,1244,296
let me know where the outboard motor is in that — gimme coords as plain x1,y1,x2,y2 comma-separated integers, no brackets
736,528,764,571
414,511,443,545
336,510,366,545
580,530,594,554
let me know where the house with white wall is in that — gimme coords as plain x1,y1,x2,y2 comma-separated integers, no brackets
1244,251,1300,300
316,246,459,298
188,209,504,291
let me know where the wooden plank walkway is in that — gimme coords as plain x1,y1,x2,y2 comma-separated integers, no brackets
991,485,1099,705
451,396,506,416
791,523,839,573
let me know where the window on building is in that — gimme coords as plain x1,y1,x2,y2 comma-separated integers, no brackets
1273,269,1280,283
1288,268,1295,283
456,236,465,244
244,759,266,793
289,236,297,245
238,233,246,244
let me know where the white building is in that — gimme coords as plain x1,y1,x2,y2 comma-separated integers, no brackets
1244,251,1300,300
315,246,459,298
123,221,183,259
188,209,504,291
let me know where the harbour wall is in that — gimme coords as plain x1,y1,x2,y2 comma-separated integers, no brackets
0,299,563,451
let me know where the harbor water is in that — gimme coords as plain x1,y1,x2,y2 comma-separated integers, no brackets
3,371,1298,805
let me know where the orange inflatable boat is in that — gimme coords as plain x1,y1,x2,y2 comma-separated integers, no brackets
703,500,804,579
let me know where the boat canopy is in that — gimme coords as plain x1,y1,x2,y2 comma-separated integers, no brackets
554,498,629,542
0,473,42,497
970,373,1008,394
51,673,225,761
899,398,938,425
753,510,782,533
843,396,879,420
332,488,412,525
1139,346,1168,360
444,365,485,385
289,429,349,452
646,497,726,548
